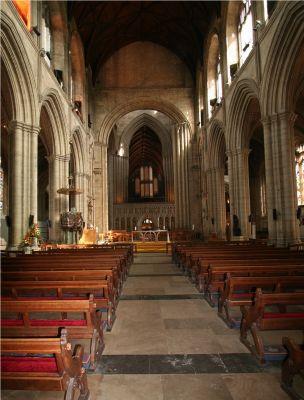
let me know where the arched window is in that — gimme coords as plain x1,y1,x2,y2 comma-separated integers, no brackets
238,0,253,65
207,34,221,117
140,166,153,198
41,4,52,67
216,55,223,102
296,145,304,206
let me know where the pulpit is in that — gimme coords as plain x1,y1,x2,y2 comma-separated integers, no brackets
60,210,84,244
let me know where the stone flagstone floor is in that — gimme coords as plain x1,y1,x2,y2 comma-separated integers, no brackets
2,253,299,399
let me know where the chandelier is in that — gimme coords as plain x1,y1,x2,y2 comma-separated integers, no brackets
57,175,83,196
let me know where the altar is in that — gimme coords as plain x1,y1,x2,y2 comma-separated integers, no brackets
131,230,170,242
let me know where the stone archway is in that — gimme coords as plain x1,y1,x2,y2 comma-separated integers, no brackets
95,98,193,233
206,119,228,240
259,1,304,246
1,11,39,248
39,90,69,242
226,78,260,240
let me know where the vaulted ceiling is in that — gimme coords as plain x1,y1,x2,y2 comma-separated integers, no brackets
129,126,163,176
68,1,221,82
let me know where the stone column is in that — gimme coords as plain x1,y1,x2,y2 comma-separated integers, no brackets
205,168,214,236
261,117,276,244
227,148,251,240
172,123,191,228
94,142,108,234
74,172,89,224
172,125,181,226
212,167,226,239
8,121,26,248
270,112,300,246
29,126,40,225
8,122,40,248
48,154,69,242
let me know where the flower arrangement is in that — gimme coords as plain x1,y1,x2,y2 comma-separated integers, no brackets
21,223,42,247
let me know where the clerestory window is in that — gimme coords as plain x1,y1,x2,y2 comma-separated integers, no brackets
238,0,253,66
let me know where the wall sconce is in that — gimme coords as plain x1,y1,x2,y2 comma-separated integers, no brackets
31,26,41,36
209,98,217,108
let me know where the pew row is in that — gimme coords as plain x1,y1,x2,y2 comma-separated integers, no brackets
240,289,304,363
1,328,90,400
1,295,104,369
218,274,304,328
281,336,304,400
2,279,116,331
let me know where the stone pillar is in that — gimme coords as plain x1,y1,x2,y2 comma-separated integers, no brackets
205,168,214,236
172,125,181,226
8,121,40,248
269,112,300,246
74,172,88,224
48,154,69,242
172,123,191,229
94,142,108,234
29,126,40,224
212,167,226,239
8,121,26,248
262,117,276,244
227,148,251,240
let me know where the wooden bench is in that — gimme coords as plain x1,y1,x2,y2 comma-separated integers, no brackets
240,289,304,363
2,279,116,331
281,336,304,400
204,264,304,306
2,258,124,294
218,274,304,327
1,328,90,399
2,269,120,308
1,295,104,369
199,259,304,294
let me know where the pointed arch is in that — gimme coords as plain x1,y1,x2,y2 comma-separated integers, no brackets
208,119,226,168
261,2,304,115
98,98,192,146
227,78,260,150
39,89,69,156
71,128,86,174
1,10,38,125
120,113,171,157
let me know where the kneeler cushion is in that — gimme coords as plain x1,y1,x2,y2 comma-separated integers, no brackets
1,356,57,372
1,319,87,326
263,312,304,319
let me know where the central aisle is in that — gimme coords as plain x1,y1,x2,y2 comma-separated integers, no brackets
95,253,289,400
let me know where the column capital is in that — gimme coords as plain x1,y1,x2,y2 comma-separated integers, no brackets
8,120,40,135
260,116,271,127
268,111,297,125
226,147,250,158
94,141,108,148
46,154,70,163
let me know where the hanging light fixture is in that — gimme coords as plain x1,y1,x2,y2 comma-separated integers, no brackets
57,175,83,195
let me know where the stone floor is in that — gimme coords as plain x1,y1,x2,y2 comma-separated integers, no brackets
2,253,303,399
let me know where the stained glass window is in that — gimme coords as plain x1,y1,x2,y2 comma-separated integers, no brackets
238,0,253,65
296,145,304,206
139,166,155,198
216,55,222,102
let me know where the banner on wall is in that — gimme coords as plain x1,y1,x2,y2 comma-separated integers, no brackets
12,0,31,30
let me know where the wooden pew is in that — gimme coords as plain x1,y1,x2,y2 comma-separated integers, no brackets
2,258,124,294
2,269,120,308
218,274,304,327
204,264,304,306
1,328,90,399
199,259,304,294
1,295,104,369
2,279,116,331
281,337,304,400
240,289,304,363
